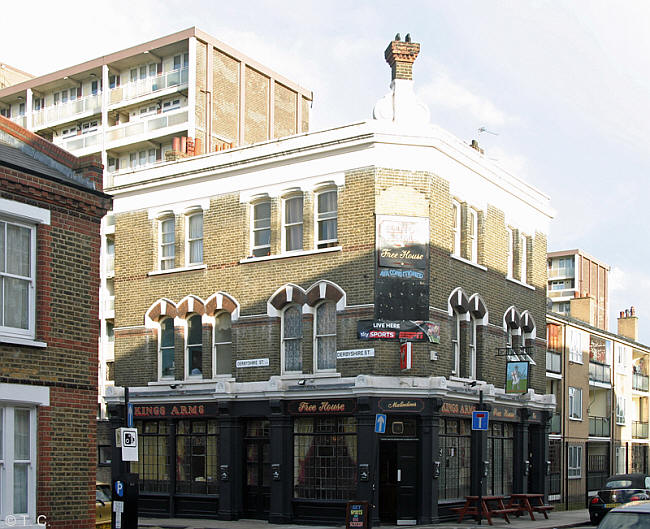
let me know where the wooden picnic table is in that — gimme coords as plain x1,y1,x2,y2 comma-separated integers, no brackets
506,493,554,520
451,495,519,525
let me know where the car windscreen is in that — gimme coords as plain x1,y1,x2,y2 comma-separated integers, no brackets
607,480,634,488
599,512,650,529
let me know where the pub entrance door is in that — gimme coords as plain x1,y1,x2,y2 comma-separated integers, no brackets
242,419,270,519
379,433,418,524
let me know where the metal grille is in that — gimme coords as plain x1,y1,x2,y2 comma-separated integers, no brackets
438,418,471,500
487,422,514,496
175,419,219,495
134,420,169,493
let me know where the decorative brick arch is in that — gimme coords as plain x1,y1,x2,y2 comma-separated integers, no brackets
267,283,307,317
448,287,470,315
205,292,240,320
177,295,206,319
305,280,346,312
468,293,488,324
145,298,178,325
520,310,537,337
504,306,521,330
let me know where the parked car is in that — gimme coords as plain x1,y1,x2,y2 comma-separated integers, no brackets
96,482,112,529
590,473,650,525
598,500,650,528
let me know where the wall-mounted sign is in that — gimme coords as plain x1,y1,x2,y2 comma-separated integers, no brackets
357,320,440,342
506,361,529,394
337,348,375,360
236,358,270,368
379,398,424,413
133,403,217,418
375,215,429,321
288,399,356,415
491,405,518,421
440,401,477,417
400,342,412,370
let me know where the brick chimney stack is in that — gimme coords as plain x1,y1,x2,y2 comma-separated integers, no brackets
618,306,639,342
384,34,420,81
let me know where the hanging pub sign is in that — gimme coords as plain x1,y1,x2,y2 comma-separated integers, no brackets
375,215,429,321
505,361,529,394
357,319,440,342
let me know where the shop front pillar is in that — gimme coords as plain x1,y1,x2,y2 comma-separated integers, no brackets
419,408,435,524
528,412,550,496
355,397,378,526
429,398,443,523
269,399,292,524
470,396,489,496
217,402,240,520
513,409,530,493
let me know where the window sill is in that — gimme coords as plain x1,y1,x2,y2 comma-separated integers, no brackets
568,359,584,365
450,254,487,271
0,335,47,348
506,276,536,291
449,375,479,384
241,246,342,264
148,264,207,276
569,417,583,422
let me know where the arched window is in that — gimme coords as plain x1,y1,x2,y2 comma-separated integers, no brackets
283,305,302,373
186,211,203,265
315,301,336,371
451,309,461,375
468,314,477,380
186,314,203,377
213,312,232,376
160,317,175,379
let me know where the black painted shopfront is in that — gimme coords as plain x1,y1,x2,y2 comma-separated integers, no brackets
119,396,549,524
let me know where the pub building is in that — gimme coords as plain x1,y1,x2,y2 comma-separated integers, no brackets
105,34,555,525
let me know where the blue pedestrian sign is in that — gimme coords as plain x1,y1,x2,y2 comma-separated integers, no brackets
114,480,124,497
126,402,134,428
375,413,387,434
472,411,489,431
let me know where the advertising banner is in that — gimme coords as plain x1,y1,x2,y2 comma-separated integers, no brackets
357,319,440,342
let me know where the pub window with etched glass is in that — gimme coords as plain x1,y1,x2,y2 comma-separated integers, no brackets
293,416,357,500
438,418,471,500
134,420,169,493
486,422,514,496
176,419,219,495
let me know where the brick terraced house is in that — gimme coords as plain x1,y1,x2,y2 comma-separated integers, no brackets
105,36,555,525
0,116,111,527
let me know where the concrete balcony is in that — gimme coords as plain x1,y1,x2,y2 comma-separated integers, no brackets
104,296,115,319
548,288,576,299
105,108,188,150
548,268,575,280
104,254,114,277
54,130,101,155
108,68,188,107
10,115,26,128
32,94,102,130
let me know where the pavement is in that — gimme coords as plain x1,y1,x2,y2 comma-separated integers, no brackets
139,508,591,529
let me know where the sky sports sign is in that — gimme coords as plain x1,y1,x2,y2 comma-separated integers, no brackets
357,319,440,342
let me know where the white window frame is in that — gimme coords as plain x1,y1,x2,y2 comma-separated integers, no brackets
569,386,582,420
0,406,37,522
451,310,461,375
520,233,528,283
468,314,477,380
250,200,271,257
185,210,203,266
0,201,49,343
212,312,232,377
506,227,514,278
452,200,461,256
159,215,175,270
282,194,304,253
281,304,303,375
158,316,175,380
184,313,203,379
568,444,582,478
315,189,338,249
569,329,583,364
616,396,626,425
469,208,478,263
313,300,337,373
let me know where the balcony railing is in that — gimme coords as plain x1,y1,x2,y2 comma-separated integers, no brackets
589,362,611,384
10,115,26,127
633,373,649,391
548,267,574,279
550,412,561,434
548,289,576,299
105,296,115,313
633,421,649,439
546,351,561,373
55,130,101,153
589,416,610,437
104,254,114,276
109,67,188,105
105,109,187,144
32,94,102,128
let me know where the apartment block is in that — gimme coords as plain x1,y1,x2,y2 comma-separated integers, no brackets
0,115,111,528
104,36,555,525
0,62,33,89
547,249,610,330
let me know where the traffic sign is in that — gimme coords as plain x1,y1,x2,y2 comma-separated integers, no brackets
114,480,124,497
472,411,489,431
375,413,387,434
126,402,134,428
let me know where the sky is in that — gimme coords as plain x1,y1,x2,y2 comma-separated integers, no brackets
3,0,650,342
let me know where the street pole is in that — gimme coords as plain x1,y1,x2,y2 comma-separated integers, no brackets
478,388,483,526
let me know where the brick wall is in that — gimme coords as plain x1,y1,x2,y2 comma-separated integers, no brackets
273,82,297,139
244,66,269,145
212,49,240,145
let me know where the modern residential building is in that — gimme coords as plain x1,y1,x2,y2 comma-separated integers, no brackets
547,249,610,330
0,27,313,423
0,63,33,90
546,295,650,511
0,115,111,527
104,36,555,524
